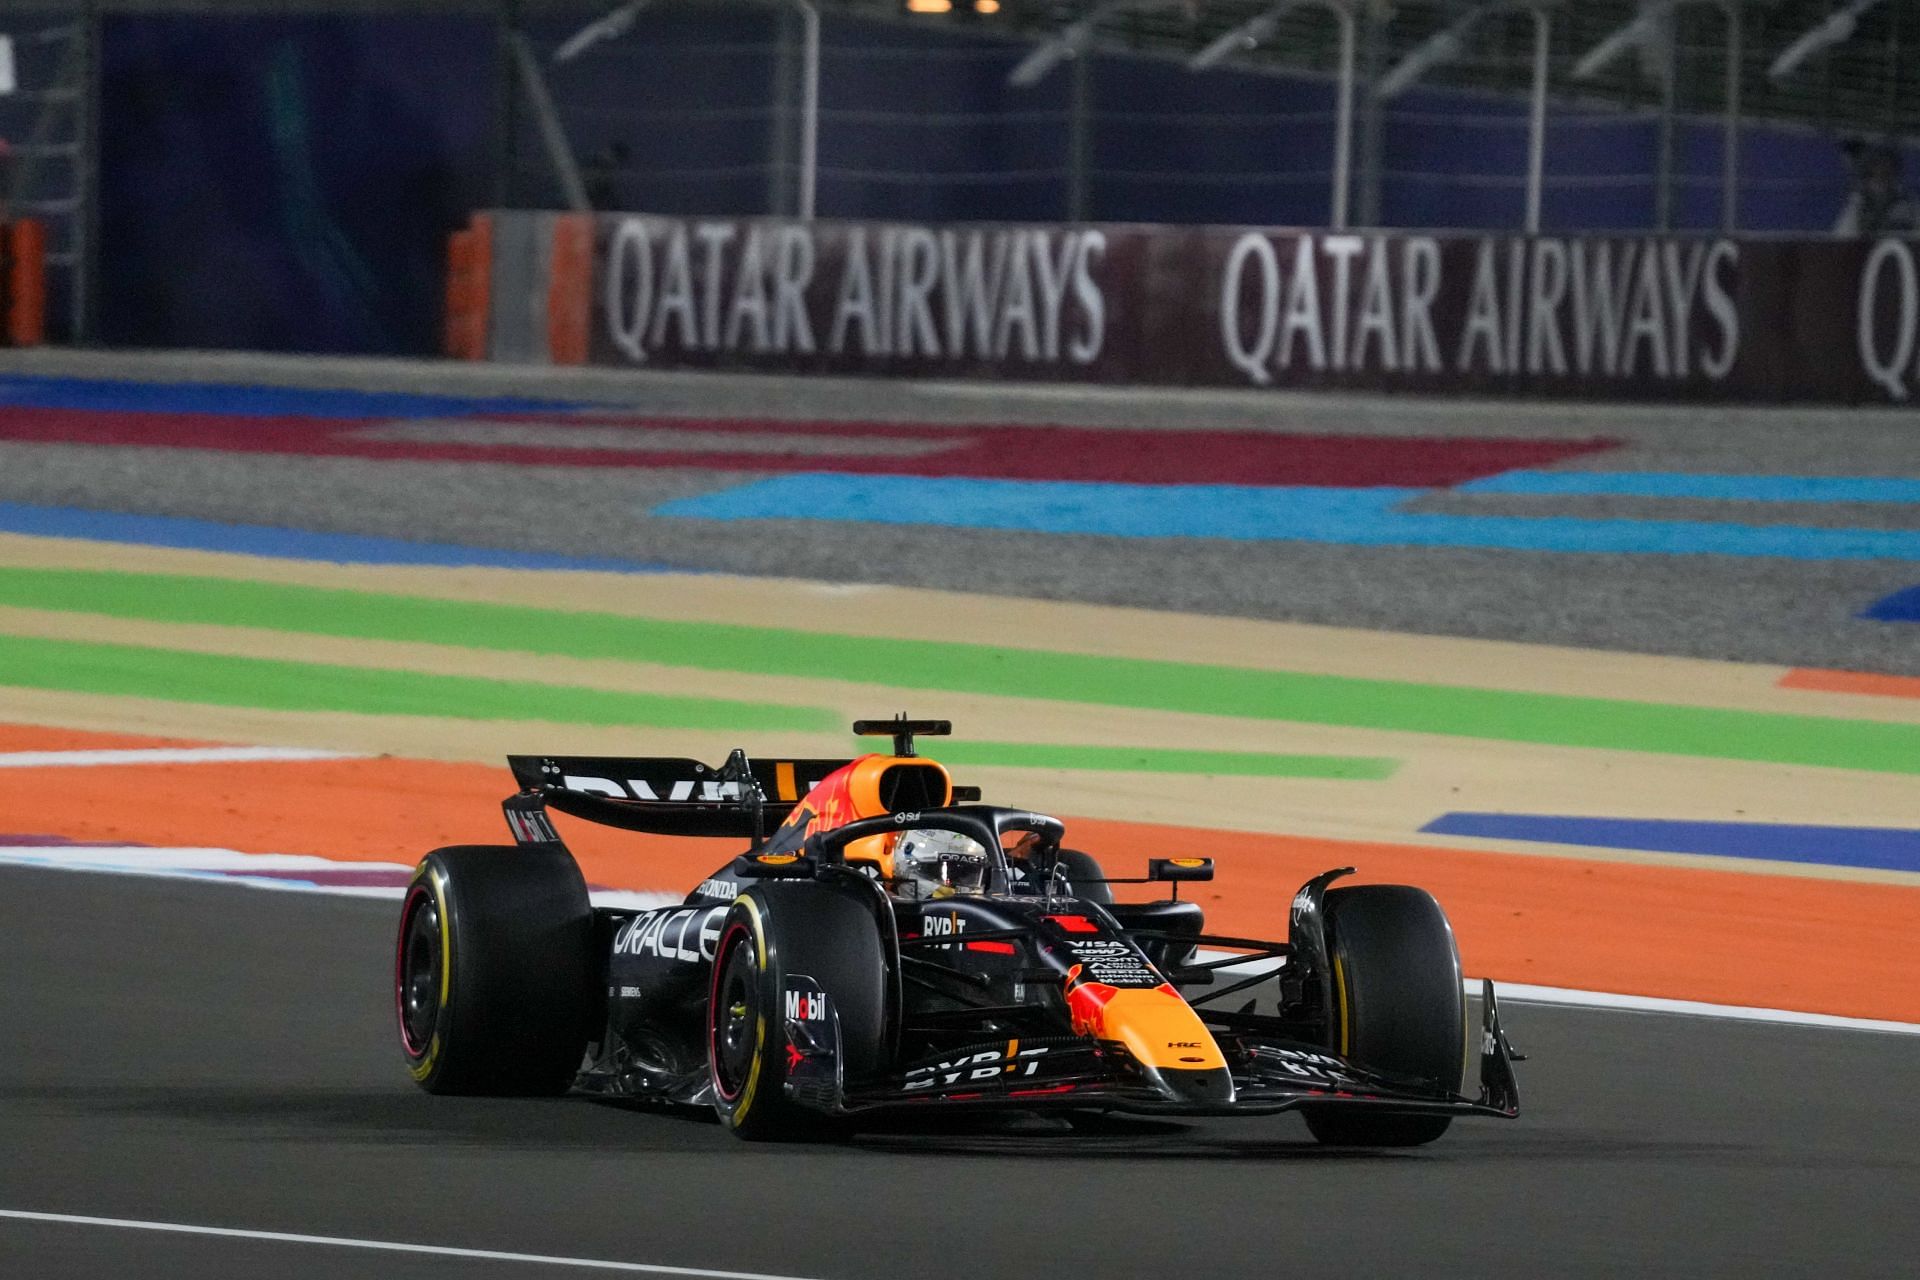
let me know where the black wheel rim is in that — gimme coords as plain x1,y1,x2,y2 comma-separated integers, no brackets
398,886,441,1056
711,927,759,1101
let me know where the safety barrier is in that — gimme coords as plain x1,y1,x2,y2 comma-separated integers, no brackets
450,209,1920,405
443,216,493,363
1,220,46,347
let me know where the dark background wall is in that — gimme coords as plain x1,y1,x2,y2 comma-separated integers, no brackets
71,5,1910,356
96,12,495,352
528,8,1889,235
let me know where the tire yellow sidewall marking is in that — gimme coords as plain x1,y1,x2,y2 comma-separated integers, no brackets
432,868,452,1009
404,862,453,1083
1332,953,1352,1059
730,895,770,1126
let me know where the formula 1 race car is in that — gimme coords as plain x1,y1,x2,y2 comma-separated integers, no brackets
395,717,1520,1144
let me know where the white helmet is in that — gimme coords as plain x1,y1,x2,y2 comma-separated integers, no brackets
892,829,990,900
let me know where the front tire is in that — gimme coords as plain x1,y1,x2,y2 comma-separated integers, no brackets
396,845,594,1096
1303,884,1465,1147
708,882,887,1141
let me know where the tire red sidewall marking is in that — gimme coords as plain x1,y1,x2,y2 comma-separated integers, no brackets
709,918,753,1103
396,883,432,1058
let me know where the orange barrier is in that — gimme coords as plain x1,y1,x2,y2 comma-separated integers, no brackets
442,214,493,360
546,212,592,365
2,219,46,347
0,724,208,753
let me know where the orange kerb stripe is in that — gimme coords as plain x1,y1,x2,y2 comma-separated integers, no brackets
1070,817,1920,1025
0,755,718,887
1780,668,1920,700
0,723,212,753
3,753,1916,1023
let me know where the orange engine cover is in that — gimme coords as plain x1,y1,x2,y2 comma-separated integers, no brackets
768,754,952,872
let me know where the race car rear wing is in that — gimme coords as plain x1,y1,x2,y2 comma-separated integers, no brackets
508,753,848,810
501,748,984,844
503,751,848,843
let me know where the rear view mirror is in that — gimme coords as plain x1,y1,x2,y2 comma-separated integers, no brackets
1148,857,1214,882
731,852,816,880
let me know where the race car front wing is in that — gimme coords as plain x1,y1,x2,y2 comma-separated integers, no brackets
824,978,1523,1120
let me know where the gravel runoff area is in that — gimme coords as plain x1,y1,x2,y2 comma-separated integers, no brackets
0,348,1915,675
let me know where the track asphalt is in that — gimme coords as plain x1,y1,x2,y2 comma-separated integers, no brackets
0,352,1914,1276
3,865,1917,1279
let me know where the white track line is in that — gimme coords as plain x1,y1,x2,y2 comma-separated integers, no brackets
1475,979,1920,1036
0,847,404,871
1193,949,1920,1036
0,747,359,768
0,845,683,910
0,1209,827,1279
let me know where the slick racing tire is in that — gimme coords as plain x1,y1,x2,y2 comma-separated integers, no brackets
396,844,594,1096
708,882,886,1141
1302,884,1465,1148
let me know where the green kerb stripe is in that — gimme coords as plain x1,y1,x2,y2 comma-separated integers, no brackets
0,632,836,732
938,742,1397,779
0,567,1915,775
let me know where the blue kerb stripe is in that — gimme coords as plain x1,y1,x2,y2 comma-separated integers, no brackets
0,503,674,573
1459,471,1920,504
1420,813,1920,874
0,375,576,419
656,474,1920,561
1865,584,1920,622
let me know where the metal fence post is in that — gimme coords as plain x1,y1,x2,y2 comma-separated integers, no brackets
1722,0,1741,233
1356,8,1384,228
1655,13,1676,231
493,0,517,208
1330,7,1355,230
1068,51,1091,221
73,0,97,344
791,0,817,220
767,6,797,216
1525,7,1549,233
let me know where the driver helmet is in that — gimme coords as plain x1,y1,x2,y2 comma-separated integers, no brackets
892,829,990,900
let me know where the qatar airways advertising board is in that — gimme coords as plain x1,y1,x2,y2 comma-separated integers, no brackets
560,211,1917,402
590,217,1128,380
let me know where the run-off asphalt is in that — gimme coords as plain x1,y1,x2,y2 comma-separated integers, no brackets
0,354,1914,674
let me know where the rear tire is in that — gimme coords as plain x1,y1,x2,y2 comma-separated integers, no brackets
396,845,594,1096
1302,884,1464,1147
708,882,887,1141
